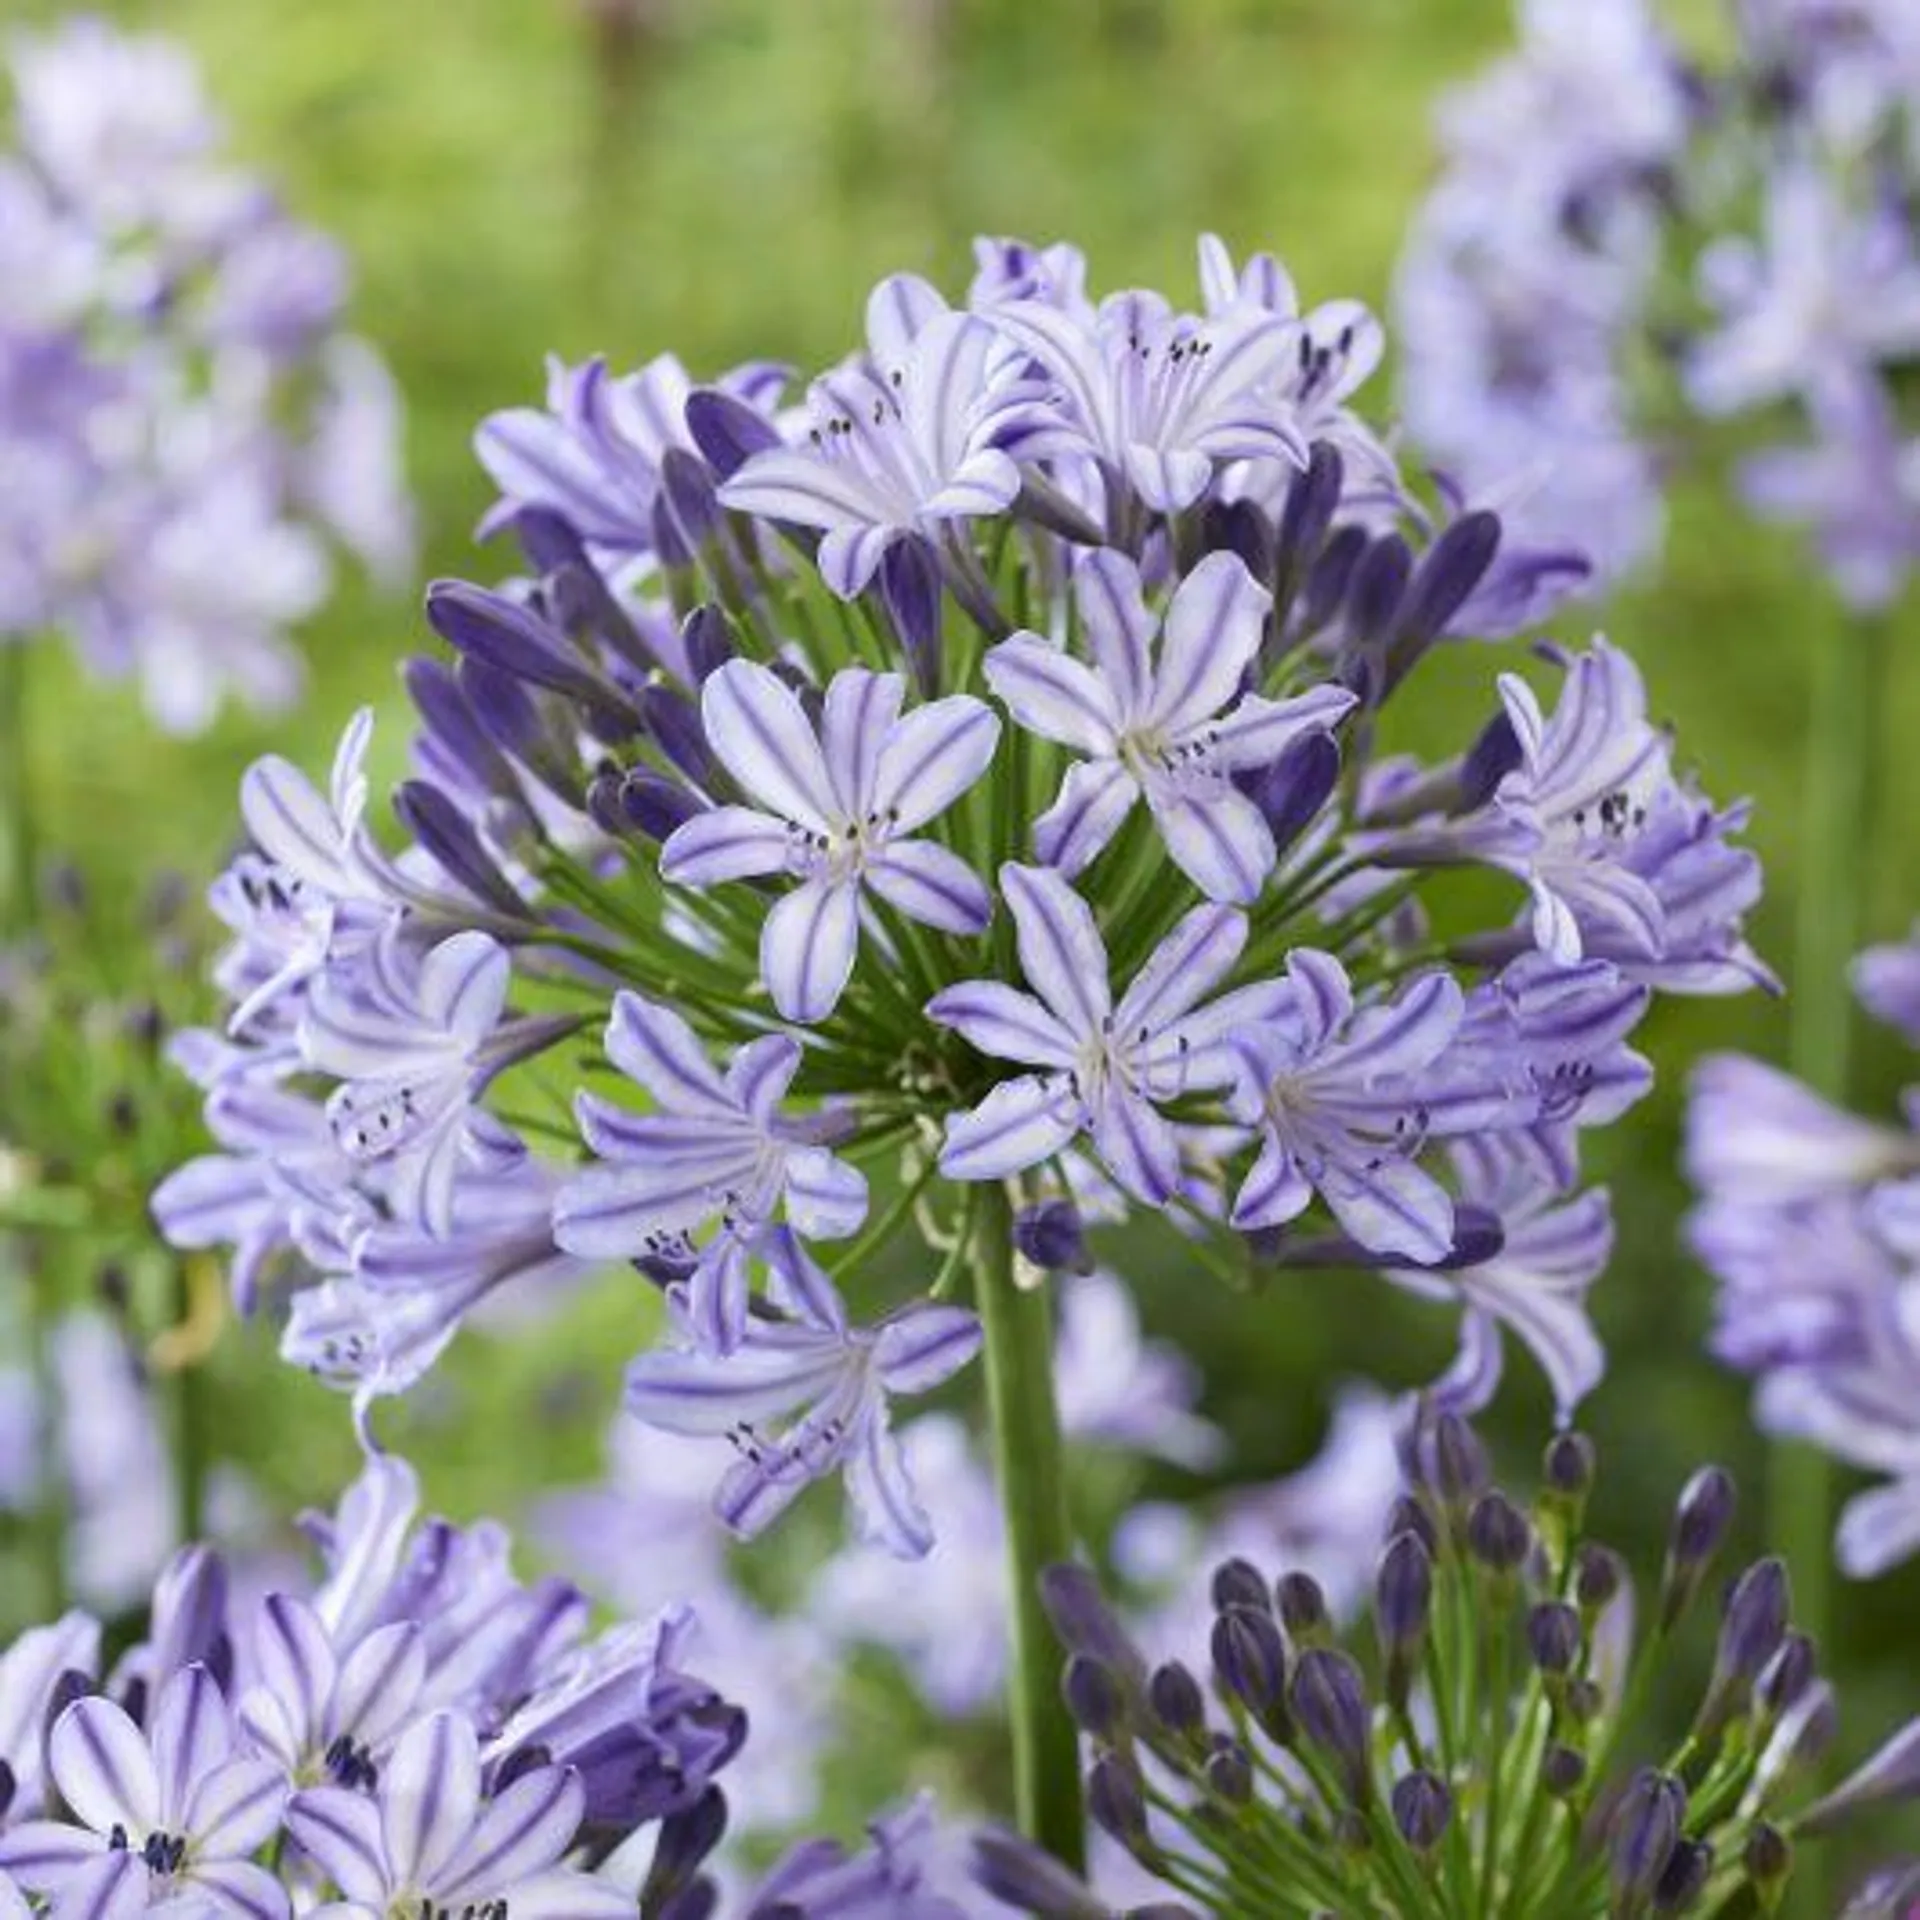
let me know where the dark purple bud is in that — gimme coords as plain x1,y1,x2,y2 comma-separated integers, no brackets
1526,1602,1582,1676
1391,1770,1452,1852
393,781,529,919
1062,1654,1126,1740
1607,1769,1686,1907
635,684,712,784
0,1760,15,1822
1013,1200,1092,1275
1148,1662,1206,1742
427,579,626,714
1277,1571,1329,1642
1653,1839,1714,1913
1467,1491,1532,1575
1661,1467,1736,1629
1208,497,1274,581
1087,1751,1150,1851
655,448,720,561
880,536,943,691
1714,1558,1790,1688
1457,709,1523,812
684,387,782,482
1757,1632,1816,1720
406,656,517,800
1344,533,1412,649
1290,1649,1371,1802
1393,510,1502,660
1436,1204,1505,1270
1272,440,1345,612
1385,1495,1439,1559
1298,524,1367,636
115,1675,148,1728
656,1885,716,1920
1575,1543,1626,1615
1211,1606,1287,1726
639,1790,728,1900
1742,1822,1790,1889
586,769,625,837
971,1826,1107,1919
1544,1431,1598,1503
1243,729,1340,854
1542,1743,1587,1798
1210,1558,1273,1617
1375,1532,1433,1660
1203,1738,1253,1804
1040,1565,1146,1687
1564,1677,1604,1725
1412,1410,1491,1515
619,772,702,844
680,606,733,683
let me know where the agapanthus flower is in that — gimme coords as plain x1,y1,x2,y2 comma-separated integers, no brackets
157,235,1745,1597
1394,0,1920,612
0,19,411,728
974,1409,1919,1918
624,1230,982,1558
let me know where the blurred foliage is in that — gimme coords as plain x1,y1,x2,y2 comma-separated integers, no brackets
6,0,1920,1867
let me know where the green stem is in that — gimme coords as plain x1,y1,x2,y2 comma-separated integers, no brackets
973,1182,1084,1871
171,1259,208,1546
0,643,35,937
1772,611,1886,1920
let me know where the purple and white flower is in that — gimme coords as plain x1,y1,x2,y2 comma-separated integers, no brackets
984,550,1353,900
661,661,1000,1021
624,1230,981,1558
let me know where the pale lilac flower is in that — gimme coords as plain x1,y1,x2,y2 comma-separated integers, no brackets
994,287,1308,515
0,1667,286,1920
238,709,402,912
931,865,1284,1203
301,928,531,1237
1855,924,1920,1043
235,1594,424,1791
1225,950,1507,1265
0,1614,101,1821
1688,162,1920,417
967,236,1094,318
718,312,1031,597
661,661,1000,1021
554,991,868,1353
983,550,1353,900
623,1230,982,1558
286,1713,628,1920
742,1793,972,1920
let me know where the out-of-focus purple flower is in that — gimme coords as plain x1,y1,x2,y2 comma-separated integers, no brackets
555,991,867,1354
660,661,999,1021
984,550,1352,901
1856,925,1920,1043
624,1230,982,1558
932,865,1281,1203
742,1793,974,1919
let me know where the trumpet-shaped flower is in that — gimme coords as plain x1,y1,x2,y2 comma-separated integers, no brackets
554,992,867,1353
985,550,1353,900
623,1230,982,1559
930,864,1283,1203
661,661,1000,1021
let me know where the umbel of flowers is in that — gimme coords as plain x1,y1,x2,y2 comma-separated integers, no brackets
1394,0,1920,607
153,232,1765,1863
975,1411,1920,1918
0,16,411,732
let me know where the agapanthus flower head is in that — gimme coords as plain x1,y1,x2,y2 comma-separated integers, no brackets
1394,0,1920,611
156,232,1760,1572
972,1408,1920,1917
0,17,411,728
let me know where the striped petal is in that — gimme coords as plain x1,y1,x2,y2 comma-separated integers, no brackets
328,1623,426,1752
602,992,731,1117
925,981,1077,1068
1230,1133,1313,1233
982,637,1120,756
151,1667,232,1821
185,1758,286,1860
700,661,836,832
50,1697,159,1837
286,1789,390,1907
625,1334,847,1436
938,1074,1082,1182
819,524,900,599
439,1766,582,1901
1001,863,1110,1036
0,1823,106,1890
1114,902,1247,1040
872,1306,983,1394
1152,787,1276,904
187,1859,291,1920
873,696,999,833
1033,758,1136,878
783,1146,868,1241
253,1595,336,1752
1073,550,1155,718
844,1403,933,1559
382,1713,481,1889
659,806,792,886
466,1870,633,1920
418,932,509,1044
821,671,905,820
761,878,860,1023
1090,1087,1182,1207
1148,550,1271,737
867,840,992,936
47,1853,143,1920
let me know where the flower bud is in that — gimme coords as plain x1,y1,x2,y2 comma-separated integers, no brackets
1526,1601,1582,1676
1653,1837,1713,1912
1743,1822,1790,1897
1041,1565,1145,1685
1205,1738,1253,1804
1575,1542,1626,1615
1013,1200,1092,1276
1087,1751,1151,1852
1661,1467,1736,1629
879,536,944,691
1544,1430,1597,1502
1277,1571,1329,1642
619,771,702,843
972,1826,1109,1920
1211,1606,1287,1730
1290,1649,1372,1803
1708,1558,1790,1715
1391,1770,1452,1853
1467,1490,1532,1575
1607,1768,1686,1909
1210,1558,1273,1617
1375,1532,1433,1662
683,387,781,481
644,1787,728,1900
1756,1632,1815,1722
1385,1494,1439,1559
1417,1411,1491,1516
1148,1662,1206,1743
1063,1654,1126,1741
1800,1714,1920,1834
1542,1743,1587,1799
679,605,733,683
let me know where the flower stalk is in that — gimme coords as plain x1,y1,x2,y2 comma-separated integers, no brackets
974,1181,1085,1870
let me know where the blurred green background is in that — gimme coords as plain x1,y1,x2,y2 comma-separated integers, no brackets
8,0,1920,1873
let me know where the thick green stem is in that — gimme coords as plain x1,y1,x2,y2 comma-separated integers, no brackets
974,1183,1084,1871
1775,613,1886,1914
0,643,34,938
171,1259,209,1546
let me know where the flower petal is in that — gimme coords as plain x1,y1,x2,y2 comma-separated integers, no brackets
48,1852,144,1920
50,1697,160,1838
872,1306,983,1393
1033,758,1136,878
187,1859,291,1920
186,1758,286,1861
418,933,509,1044
783,1147,868,1241
821,671,906,820
1114,903,1247,1040
982,637,1120,756
382,1714,481,1889
1001,863,1110,1036
1073,550,1156,717
844,1404,934,1559
924,982,1077,1068
867,840,993,935
1230,1133,1313,1232
873,696,999,833
938,1075,1082,1182
1151,787,1276,903
1090,1087,1182,1206
602,991,731,1118
438,1765,583,1902
286,1788,390,1908
659,806,793,886
252,1595,336,1754
1148,550,1272,737
761,879,860,1023
701,660,836,832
